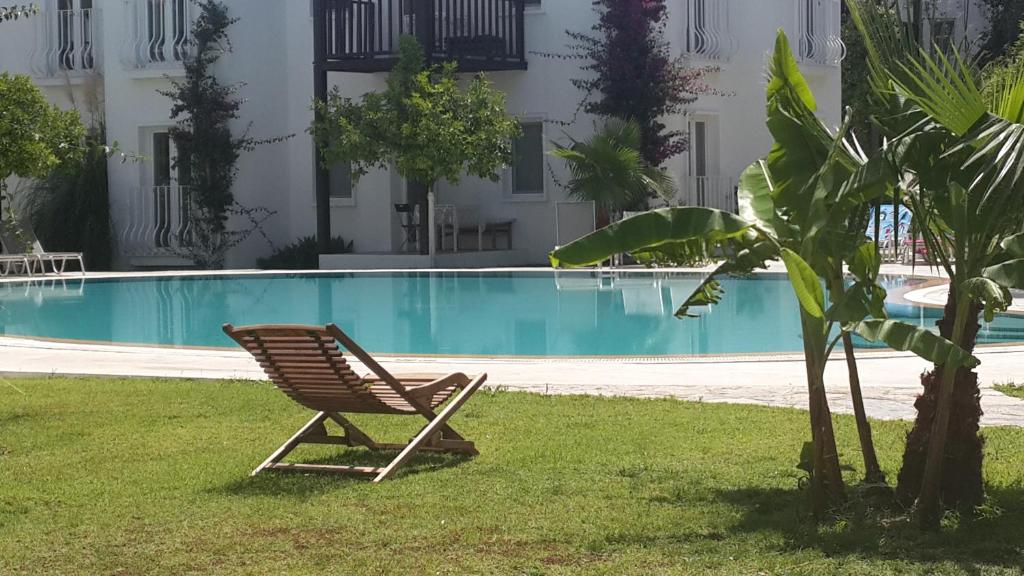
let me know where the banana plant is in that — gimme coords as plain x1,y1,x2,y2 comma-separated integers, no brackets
847,0,1024,528
550,30,980,518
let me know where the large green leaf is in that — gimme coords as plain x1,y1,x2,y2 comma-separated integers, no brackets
983,259,1024,291
767,31,816,112
848,242,881,284
549,207,753,268
736,159,794,239
848,319,980,370
674,240,779,318
1002,233,1024,258
780,248,825,319
961,276,1013,323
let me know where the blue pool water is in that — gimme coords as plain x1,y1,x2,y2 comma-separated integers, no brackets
1,272,1022,356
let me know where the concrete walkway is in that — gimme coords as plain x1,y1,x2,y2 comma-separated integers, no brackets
2,336,1023,426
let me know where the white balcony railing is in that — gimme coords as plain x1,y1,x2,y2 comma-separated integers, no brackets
30,8,101,78
679,176,737,213
682,0,735,61
120,0,193,70
798,0,845,66
120,185,195,257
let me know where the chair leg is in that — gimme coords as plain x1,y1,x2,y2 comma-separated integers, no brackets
252,412,331,476
373,373,487,483
324,412,380,448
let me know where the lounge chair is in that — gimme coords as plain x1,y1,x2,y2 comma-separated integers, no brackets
0,221,85,276
224,323,488,482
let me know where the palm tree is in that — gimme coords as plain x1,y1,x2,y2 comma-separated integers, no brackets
551,119,674,219
847,0,1024,528
550,31,977,518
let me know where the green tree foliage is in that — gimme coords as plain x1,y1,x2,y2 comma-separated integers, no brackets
0,4,37,23
25,127,112,269
551,31,978,519
980,0,1024,65
310,36,520,252
550,119,674,215
0,73,83,192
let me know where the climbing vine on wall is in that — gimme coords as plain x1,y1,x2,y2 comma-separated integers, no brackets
159,0,289,269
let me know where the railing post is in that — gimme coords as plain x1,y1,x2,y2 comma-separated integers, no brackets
515,0,525,63
313,0,332,256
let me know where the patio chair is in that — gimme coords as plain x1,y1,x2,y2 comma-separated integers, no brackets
0,221,85,276
223,323,488,482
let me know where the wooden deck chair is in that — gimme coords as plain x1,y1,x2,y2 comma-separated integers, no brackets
224,323,488,482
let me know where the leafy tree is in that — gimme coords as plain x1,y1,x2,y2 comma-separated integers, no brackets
25,127,112,269
0,4,37,23
310,36,520,254
160,0,286,269
0,72,84,207
550,119,674,217
565,0,711,167
979,0,1024,65
550,31,977,518
848,0,1024,528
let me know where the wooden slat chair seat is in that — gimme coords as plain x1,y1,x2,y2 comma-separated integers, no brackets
224,323,487,482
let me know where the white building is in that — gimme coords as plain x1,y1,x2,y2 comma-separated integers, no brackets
0,0,848,270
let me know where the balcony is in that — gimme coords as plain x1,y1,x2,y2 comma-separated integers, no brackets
797,0,845,66
681,0,735,61
120,185,194,258
316,0,527,73
30,8,101,79
120,0,193,72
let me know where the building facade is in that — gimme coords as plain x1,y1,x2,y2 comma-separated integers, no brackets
0,0,851,269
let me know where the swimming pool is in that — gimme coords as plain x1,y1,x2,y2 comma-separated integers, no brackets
1,272,1022,356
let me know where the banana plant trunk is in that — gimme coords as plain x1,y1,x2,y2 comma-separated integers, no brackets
896,290,985,520
800,311,846,516
841,331,886,484
829,273,885,484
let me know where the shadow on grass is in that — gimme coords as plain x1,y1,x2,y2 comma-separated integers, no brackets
703,484,1024,571
214,448,474,498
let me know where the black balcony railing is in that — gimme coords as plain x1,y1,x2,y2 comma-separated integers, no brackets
315,0,527,72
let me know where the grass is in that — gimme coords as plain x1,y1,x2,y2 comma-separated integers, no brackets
996,382,1024,400
1,377,1023,575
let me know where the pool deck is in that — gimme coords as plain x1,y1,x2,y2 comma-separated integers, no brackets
2,265,1023,426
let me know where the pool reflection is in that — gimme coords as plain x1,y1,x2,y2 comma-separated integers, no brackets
0,272,1021,356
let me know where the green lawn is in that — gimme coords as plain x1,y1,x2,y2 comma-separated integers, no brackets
997,383,1024,400
1,378,1023,575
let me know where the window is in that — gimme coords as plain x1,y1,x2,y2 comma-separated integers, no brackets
150,131,191,248
511,122,544,196
146,0,190,63
56,0,94,71
930,18,955,56
690,119,708,205
686,0,708,54
803,0,817,60
329,161,354,201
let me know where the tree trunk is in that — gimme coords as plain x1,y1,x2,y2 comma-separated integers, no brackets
896,290,985,513
801,312,846,517
829,272,885,485
408,180,430,255
842,332,886,484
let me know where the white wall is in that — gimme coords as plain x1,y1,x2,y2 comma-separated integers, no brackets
1,0,848,268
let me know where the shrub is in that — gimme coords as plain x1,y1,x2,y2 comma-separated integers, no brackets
256,236,352,270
